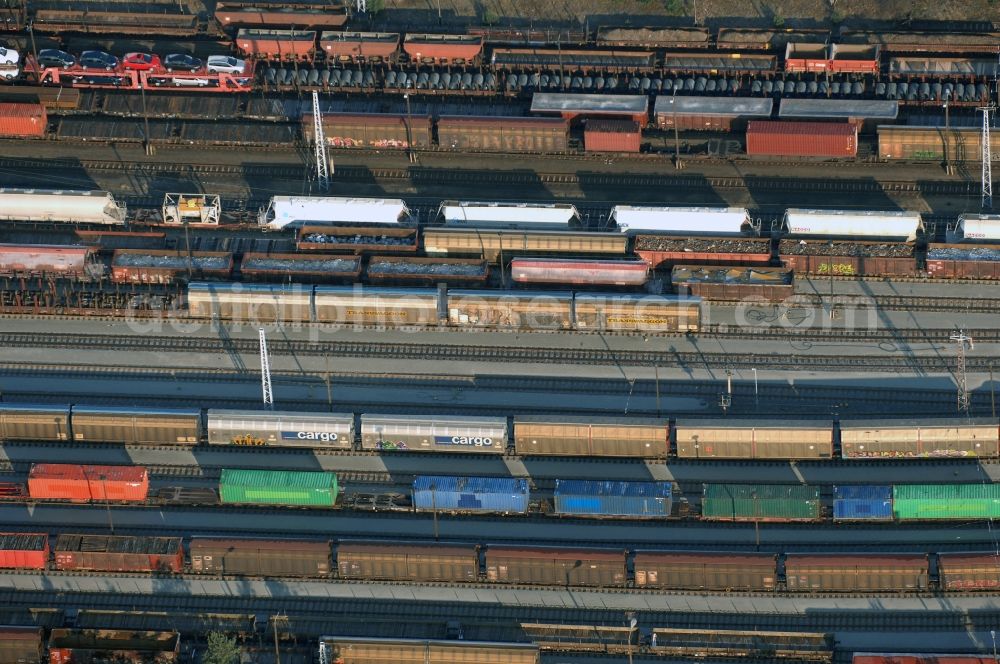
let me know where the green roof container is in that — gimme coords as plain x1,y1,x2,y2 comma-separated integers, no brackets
702,483,821,522
893,483,1000,520
219,469,338,507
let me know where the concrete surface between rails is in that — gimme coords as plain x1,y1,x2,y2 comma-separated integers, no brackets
3,572,1000,613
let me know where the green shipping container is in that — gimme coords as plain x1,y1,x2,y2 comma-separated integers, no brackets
702,483,821,522
893,483,1000,520
219,469,338,507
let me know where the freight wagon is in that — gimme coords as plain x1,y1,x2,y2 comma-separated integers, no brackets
0,189,126,225
510,258,650,286
207,409,354,449
320,637,539,664
513,416,669,457
216,3,349,30
360,414,507,453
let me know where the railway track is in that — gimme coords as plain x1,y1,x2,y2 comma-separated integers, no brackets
0,330,993,372
0,155,982,196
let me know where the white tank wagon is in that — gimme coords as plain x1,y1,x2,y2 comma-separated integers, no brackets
782,208,923,241
438,201,579,229
948,213,1000,243
0,189,126,225
612,206,757,236
360,414,508,453
207,409,355,449
259,196,412,230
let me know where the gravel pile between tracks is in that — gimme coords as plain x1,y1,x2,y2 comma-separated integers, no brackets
928,247,1000,261
302,233,414,246
242,257,359,272
636,236,770,253
112,255,230,269
369,261,485,276
778,240,913,257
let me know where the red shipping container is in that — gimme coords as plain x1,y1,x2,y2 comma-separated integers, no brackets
584,119,641,153
746,120,857,157
28,464,148,502
0,102,47,138
0,533,49,569
54,534,183,573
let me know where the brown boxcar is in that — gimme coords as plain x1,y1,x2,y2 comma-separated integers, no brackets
33,10,197,35
784,554,929,591
297,225,418,254
312,287,439,326
675,420,834,460
240,252,362,283
215,3,348,29
323,637,539,664
319,32,401,63
423,228,627,261
447,290,572,329
633,552,777,591
0,403,70,441
54,534,183,573
437,116,569,153
573,293,701,333
679,282,794,302
584,119,641,153
938,552,1000,591
878,125,997,161
779,251,916,278
236,28,316,60
337,542,478,582
0,532,49,570
840,420,1000,459
747,120,857,158
366,256,488,285
485,546,626,586
0,86,80,110
70,406,200,445
513,417,669,458
597,26,711,48
403,34,483,64
0,102,46,138
111,249,233,284
189,538,330,577
302,112,432,149
49,629,180,664
0,626,43,664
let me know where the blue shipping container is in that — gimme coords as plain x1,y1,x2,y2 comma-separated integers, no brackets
413,475,529,514
832,484,892,521
554,479,672,517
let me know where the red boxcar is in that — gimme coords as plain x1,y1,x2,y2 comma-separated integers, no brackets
746,120,857,158
215,3,348,29
584,119,641,153
54,534,183,573
937,552,1000,591
403,34,483,64
28,464,149,502
511,258,649,285
0,532,48,569
0,102,47,138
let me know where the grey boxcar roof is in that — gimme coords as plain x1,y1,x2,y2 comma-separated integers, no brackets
779,99,899,120
654,96,772,118
531,93,649,114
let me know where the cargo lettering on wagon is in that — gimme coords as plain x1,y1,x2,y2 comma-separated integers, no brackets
281,430,339,442
434,435,494,447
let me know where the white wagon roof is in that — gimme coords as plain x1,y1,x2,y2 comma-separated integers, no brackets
262,196,410,228
782,208,922,240
953,213,1000,242
611,205,753,235
439,201,578,226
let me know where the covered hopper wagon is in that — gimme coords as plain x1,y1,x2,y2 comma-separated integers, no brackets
0,188,126,224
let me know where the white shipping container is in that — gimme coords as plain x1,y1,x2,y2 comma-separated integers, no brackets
950,213,1000,243
612,205,754,235
259,196,411,229
439,200,578,228
0,188,126,225
782,208,922,240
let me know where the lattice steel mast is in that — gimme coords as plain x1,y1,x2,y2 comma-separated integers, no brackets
312,90,330,191
259,328,273,409
979,105,993,210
